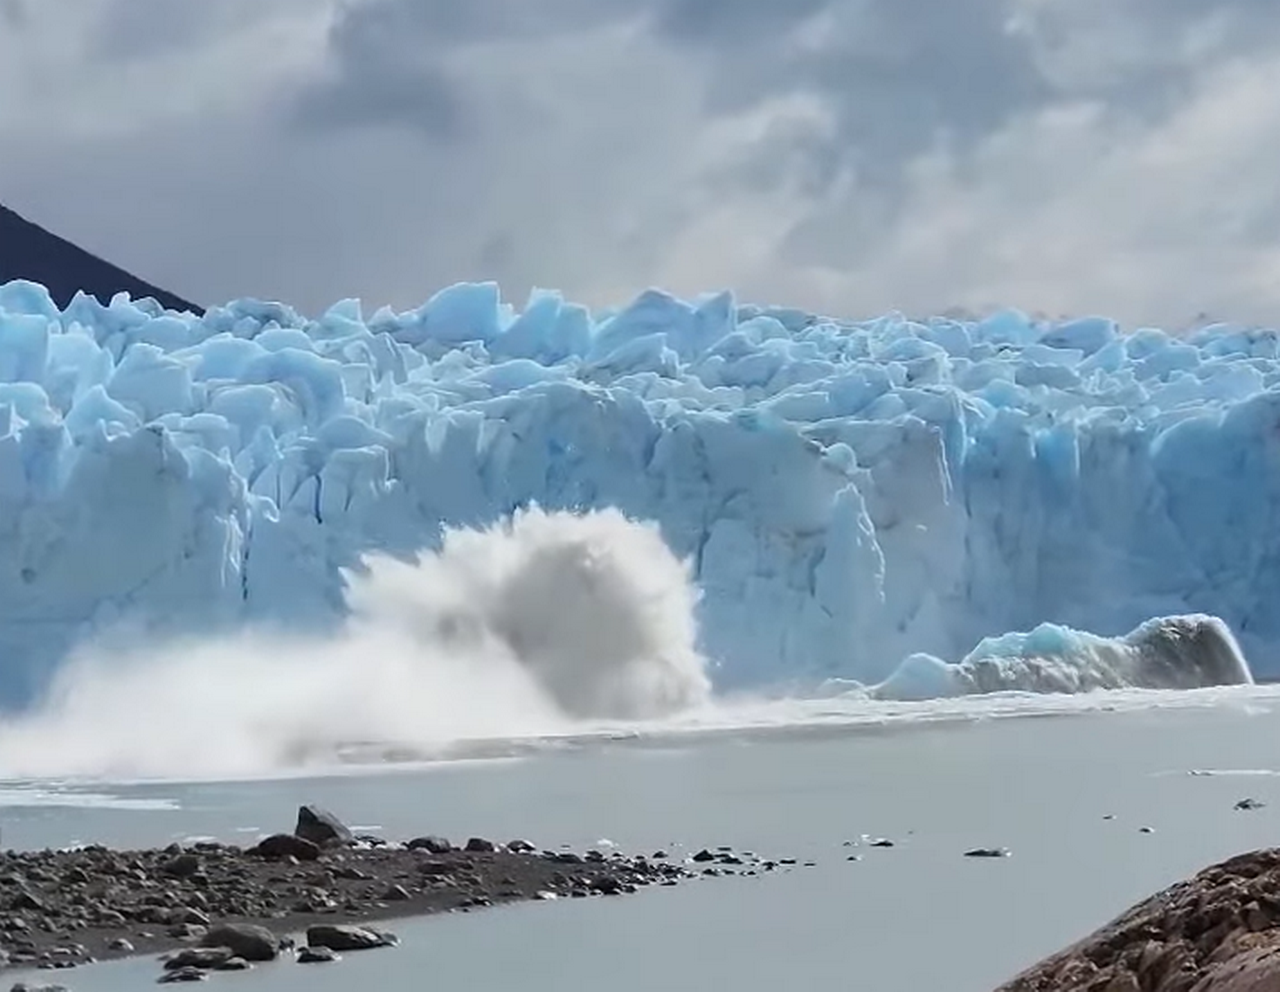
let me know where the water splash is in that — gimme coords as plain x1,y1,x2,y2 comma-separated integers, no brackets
0,508,710,779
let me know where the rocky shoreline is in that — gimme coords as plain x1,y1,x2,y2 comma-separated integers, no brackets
998,848,1280,991
0,806,776,984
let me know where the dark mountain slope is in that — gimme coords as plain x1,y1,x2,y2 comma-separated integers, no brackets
0,203,202,314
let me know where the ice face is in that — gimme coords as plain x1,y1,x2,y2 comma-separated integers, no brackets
0,279,1272,709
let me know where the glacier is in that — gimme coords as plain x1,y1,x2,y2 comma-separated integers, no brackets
0,277,1273,714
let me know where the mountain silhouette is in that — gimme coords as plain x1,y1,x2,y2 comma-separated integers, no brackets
0,203,202,314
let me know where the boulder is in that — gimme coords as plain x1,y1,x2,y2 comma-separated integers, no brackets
164,947,233,971
200,923,279,962
250,834,320,861
298,945,339,964
406,836,452,854
160,854,201,878
306,924,397,952
294,806,352,848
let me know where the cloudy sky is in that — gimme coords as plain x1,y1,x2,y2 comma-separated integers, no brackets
2,0,1280,327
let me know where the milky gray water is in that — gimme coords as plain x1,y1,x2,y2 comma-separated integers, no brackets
8,692,1280,991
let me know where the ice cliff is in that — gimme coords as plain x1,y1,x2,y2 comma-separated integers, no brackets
0,277,1273,708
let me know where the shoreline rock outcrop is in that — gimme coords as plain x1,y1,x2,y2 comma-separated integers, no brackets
998,849,1280,991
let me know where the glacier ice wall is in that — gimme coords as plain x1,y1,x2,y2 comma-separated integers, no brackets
0,278,1276,706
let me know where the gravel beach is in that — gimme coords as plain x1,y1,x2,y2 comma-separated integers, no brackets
0,806,774,980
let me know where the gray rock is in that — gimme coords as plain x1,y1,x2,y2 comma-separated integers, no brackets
297,945,339,964
213,957,250,971
165,947,233,971
294,806,352,848
10,890,43,911
108,937,134,952
157,966,206,983
11,984,70,992
506,840,536,854
464,838,495,853
249,834,320,861
405,836,451,854
963,848,1011,858
160,855,201,878
199,923,279,962
306,924,397,952
383,884,411,901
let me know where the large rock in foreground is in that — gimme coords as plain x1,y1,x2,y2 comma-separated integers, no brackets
998,850,1280,991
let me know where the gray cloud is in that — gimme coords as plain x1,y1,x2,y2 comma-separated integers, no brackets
3,0,1280,328
293,59,467,138
288,0,645,136
88,0,311,62
660,0,1049,182
1,0,27,30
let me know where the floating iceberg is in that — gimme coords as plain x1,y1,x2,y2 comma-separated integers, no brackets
871,615,1253,701
0,279,1273,710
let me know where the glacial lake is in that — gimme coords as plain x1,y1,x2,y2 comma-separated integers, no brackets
7,688,1280,991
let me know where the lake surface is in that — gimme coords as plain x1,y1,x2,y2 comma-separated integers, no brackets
7,689,1280,991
